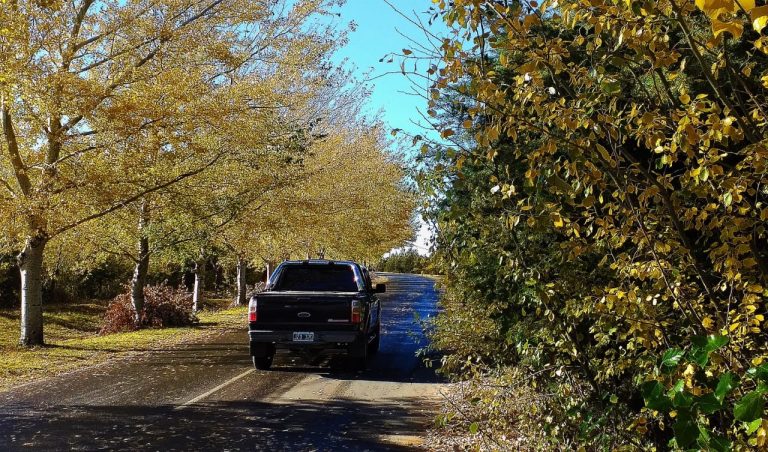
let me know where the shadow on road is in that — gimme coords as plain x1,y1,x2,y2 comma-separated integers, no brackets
1,396,430,451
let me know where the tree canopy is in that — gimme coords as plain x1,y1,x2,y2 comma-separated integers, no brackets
1,0,415,346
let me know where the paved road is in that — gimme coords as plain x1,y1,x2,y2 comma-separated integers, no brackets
0,273,443,451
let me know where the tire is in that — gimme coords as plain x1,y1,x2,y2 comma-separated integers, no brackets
349,337,368,370
252,354,273,370
251,343,275,370
367,322,381,355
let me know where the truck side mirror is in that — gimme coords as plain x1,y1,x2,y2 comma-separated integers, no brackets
374,283,386,293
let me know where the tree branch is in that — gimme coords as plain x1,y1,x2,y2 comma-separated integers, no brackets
53,151,225,237
1,97,32,197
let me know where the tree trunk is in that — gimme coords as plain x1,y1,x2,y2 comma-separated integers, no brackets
18,236,47,346
192,252,205,313
235,256,247,306
130,201,150,326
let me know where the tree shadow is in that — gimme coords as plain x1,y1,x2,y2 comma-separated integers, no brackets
0,397,434,451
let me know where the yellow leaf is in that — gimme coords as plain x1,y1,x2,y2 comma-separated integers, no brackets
734,0,755,11
551,213,564,228
696,0,734,16
712,19,743,39
595,143,612,162
680,93,691,104
702,316,714,329
747,284,764,293
751,5,768,33
456,155,466,170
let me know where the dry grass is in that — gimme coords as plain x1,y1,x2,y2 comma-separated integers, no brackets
0,298,246,392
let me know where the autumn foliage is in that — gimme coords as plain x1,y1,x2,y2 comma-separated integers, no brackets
1,0,415,346
421,0,768,448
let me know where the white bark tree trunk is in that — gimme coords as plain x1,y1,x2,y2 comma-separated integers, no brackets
235,256,247,306
18,236,47,346
192,252,205,313
130,200,150,326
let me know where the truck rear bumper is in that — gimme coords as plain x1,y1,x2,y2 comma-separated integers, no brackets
248,330,363,356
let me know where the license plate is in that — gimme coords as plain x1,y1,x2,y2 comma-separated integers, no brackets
292,332,314,342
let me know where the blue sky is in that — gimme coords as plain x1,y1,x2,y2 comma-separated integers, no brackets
330,0,443,142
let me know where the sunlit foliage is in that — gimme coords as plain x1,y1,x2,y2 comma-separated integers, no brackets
422,0,768,447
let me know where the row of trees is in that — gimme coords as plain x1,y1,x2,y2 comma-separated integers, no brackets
417,0,768,448
376,249,434,274
1,0,415,346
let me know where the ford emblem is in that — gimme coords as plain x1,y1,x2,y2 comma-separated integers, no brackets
297,312,311,318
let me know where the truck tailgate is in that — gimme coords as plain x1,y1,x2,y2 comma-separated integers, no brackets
256,292,354,325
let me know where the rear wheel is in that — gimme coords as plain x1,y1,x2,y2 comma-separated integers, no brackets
349,337,368,370
251,344,275,370
252,354,273,370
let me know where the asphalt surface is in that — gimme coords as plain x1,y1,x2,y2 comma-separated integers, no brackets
0,273,443,451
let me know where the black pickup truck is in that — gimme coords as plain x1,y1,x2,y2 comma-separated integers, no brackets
247,260,385,370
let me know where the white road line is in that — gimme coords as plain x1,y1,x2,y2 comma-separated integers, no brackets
174,368,254,410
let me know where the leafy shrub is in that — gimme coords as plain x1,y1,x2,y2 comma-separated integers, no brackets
100,284,197,334
421,0,768,446
640,337,768,450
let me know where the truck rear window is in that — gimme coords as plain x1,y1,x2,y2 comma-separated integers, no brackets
272,265,359,292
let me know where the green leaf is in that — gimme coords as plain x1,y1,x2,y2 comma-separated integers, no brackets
609,394,618,404
669,379,693,408
697,425,711,445
715,372,735,402
600,79,622,95
747,364,768,383
689,347,710,367
707,435,732,452
689,335,728,367
705,335,729,352
642,380,672,411
695,393,722,415
691,334,729,352
746,418,762,435
661,348,685,372
733,391,765,422
669,379,685,395
469,422,479,434
672,409,698,448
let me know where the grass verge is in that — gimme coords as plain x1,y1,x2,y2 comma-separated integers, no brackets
0,298,246,392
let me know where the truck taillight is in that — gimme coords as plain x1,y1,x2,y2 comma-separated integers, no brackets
248,298,258,322
351,300,361,324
